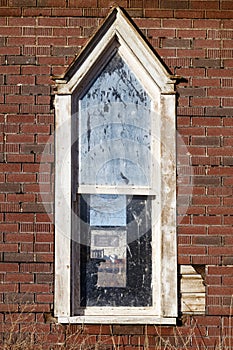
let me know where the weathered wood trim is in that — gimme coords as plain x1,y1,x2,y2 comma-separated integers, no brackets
54,7,176,95
54,95,72,317
160,94,177,318
180,265,206,315
77,185,157,195
58,315,177,325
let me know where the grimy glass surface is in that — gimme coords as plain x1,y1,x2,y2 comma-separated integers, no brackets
79,52,152,188
79,195,152,307
72,52,153,310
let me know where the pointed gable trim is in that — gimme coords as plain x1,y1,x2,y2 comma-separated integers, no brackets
54,7,177,95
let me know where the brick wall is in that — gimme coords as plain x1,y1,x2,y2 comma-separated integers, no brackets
0,0,233,348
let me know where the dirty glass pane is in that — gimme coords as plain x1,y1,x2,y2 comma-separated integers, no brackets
79,52,152,187
90,194,126,227
78,195,152,307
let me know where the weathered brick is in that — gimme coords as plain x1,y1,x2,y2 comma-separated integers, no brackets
4,253,34,262
194,176,221,186
51,8,82,16
206,107,233,117
128,0,143,8
9,0,36,5
145,9,173,17
206,10,233,19
69,0,97,7
192,136,220,146
175,9,205,18
21,85,50,96
6,55,36,65
193,236,222,245
0,183,20,193
193,58,221,68
161,38,191,48
160,0,188,9
113,325,144,335
191,1,219,10
0,8,21,16
52,46,79,57
37,0,66,6
22,203,51,213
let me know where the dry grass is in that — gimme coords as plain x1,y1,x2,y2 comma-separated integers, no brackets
1,317,232,350
0,299,232,350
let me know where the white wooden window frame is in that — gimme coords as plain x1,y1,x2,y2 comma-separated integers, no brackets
54,7,177,324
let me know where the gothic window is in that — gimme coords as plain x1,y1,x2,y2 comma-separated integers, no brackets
54,7,177,324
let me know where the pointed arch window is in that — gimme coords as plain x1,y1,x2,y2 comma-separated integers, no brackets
54,7,177,324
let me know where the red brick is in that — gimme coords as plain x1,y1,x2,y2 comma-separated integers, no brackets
0,48,21,57
7,36,36,46
21,66,50,75
191,156,220,165
175,9,205,18
51,8,82,16
206,10,233,19
222,257,233,265
192,136,220,146
193,216,222,225
144,9,173,17
7,154,35,162
208,147,233,156
0,224,18,233
186,144,206,155
6,213,34,223
160,0,188,9
193,236,221,245
0,263,19,272
207,167,233,176
0,7,21,17
221,1,233,10
7,174,36,183
192,196,220,206
20,283,50,293
0,183,20,193
36,294,53,303
208,206,232,216
0,65,20,74
208,246,233,256
0,104,19,113
21,124,50,134
5,233,33,242
38,37,66,46
37,0,66,6
5,273,34,283
0,163,21,172
161,38,191,48
205,275,221,285
52,27,82,37
179,246,206,254
7,75,35,85
0,85,20,94
191,1,219,10
22,7,52,16
193,19,221,28
6,134,34,143
69,0,97,7
20,263,52,273
6,95,34,105
7,194,35,202
35,253,54,262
